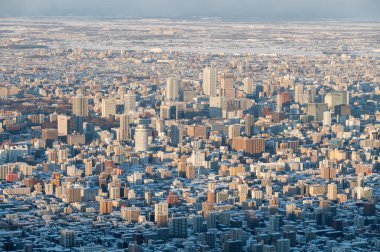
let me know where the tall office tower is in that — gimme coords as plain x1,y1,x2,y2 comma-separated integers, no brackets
324,90,349,112
145,191,152,205
166,78,179,101
306,87,316,104
209,96,223,118
320,164,337,179
269,215,281,232
220,73,235,98
66,186,81,203
155,202,169,227
323,110,332,126
101,98,116,119
134,125,148,152
238,183,249,203
169,217,188,238
99,199,113,215
185,164,196,179
307,103,328,121
84,158,93,176
192,215,204,233
243,77,254,95
207,190,216,204
206,211,217,230
205,231,216,249
294,84,304,104
328,183,338,201
72,95,88,117
169,124,183,147
109,185,120,200
276,94,283,112
57,115,70,136
245,114,255,137
60,229,75,248
228,124,241,140
277,238,290,252
203,67,217,97
119,114,130,141
124,93,136,113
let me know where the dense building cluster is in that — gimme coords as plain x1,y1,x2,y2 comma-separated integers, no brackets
0,18,379,251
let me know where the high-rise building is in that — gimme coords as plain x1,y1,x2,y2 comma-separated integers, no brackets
121,206,141,222
166,78,179,101
205,231,216,249
192,215,204,233
276,94,282,112
42,128,58,141
243,77,254,95
245,114,255,137
325,91,349,111
57,115,70,136
99,199,113,215
323,110,332,126
155,202,169,227
101,98,116,119
232,137,265,155
206,211,217,230
169,217,187,238
134,125,148,152
72,95,88,117
294,84,304,104
119,114,130,141
186,164,196,179
66,185,81,203
60,229,75,248
228,124,242,140
307,103,328,121
276,238,290,252
124,93,136,113
203,67,217,97
169,124,183,147
220,73,235,98
327,183,337,201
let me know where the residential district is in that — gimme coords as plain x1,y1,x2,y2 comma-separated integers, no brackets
0,18,379,252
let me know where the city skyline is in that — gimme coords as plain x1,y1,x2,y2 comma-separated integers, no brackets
0,2,378,251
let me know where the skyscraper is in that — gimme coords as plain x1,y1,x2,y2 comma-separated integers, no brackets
307,103,328,121
166,78,179,101
220,72,235,98
243,77,254,95
124,93,136,113
328,183,337,201
60,229,75,248
57,115,70,136
169,124,183,147
101,98,116,119
155,202,169,227
277,238,290,252
245,114,255,137
72,95,88,117
203,67,217,97
119,114,130,141
169,217,188,238
276,93,282,112
134,125,148,152
324,91,349,112
294,84,304,104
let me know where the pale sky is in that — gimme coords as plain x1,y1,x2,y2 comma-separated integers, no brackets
0,0,379,21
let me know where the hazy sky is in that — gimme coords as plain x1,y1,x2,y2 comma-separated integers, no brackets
0,0,379,21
